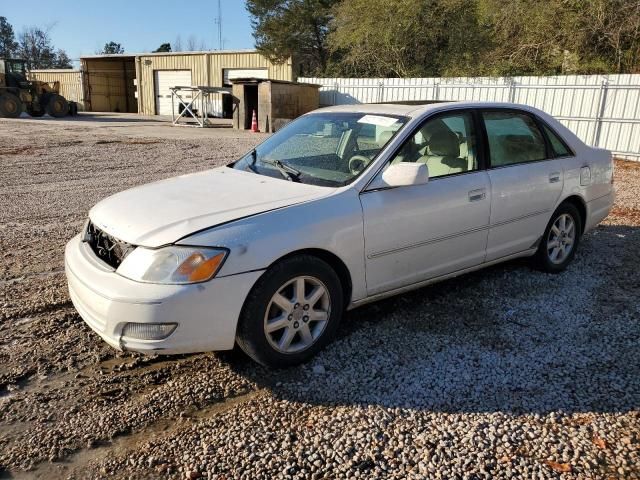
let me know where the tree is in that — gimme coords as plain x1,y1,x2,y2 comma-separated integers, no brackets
53,49,72,68
0,16,18,58
186,35,198,51
476,0,640,75
101,41,124,54
15,25,72,69
153,43,172,53
576,0,640,74
18,27,55,68
329,0,488,77
476,0,579,75
246,0,639,77
174,35,183,52
185,35,207,51
246,0,339,75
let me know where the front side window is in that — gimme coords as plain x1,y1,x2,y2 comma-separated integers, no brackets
386,111,478,179
482,111,547,167
233,112,407,186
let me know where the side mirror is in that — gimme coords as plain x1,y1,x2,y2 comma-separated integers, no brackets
368,162,429,190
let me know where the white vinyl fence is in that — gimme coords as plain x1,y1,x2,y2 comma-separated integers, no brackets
299,74,640,160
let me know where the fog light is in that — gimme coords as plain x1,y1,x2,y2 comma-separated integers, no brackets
122,322,177,340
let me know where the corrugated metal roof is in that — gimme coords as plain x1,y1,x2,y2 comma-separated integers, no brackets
80,49,261,60
30,69,80,73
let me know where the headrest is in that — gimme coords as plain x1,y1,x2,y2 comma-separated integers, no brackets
378,130,394,146
428,125,460,157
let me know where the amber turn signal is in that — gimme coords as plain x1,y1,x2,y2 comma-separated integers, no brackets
178,252,226,282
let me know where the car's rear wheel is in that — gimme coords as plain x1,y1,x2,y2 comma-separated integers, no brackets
533,202,582,273
236,255,344,367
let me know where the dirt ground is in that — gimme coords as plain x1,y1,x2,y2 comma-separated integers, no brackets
0,113,638,479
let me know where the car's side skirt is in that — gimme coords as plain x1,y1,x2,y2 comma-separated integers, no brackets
347,248,537,310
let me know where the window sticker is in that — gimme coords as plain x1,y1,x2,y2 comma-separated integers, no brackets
357,115,399,127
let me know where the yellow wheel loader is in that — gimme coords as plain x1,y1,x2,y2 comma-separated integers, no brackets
0,58,78,118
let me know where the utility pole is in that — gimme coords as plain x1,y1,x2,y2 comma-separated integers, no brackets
214,0,223,50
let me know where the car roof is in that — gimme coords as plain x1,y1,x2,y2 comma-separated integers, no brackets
315,103,429,117
315,101,547,119
315,101,589,156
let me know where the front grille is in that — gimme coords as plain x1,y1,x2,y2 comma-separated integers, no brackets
84,221,135,269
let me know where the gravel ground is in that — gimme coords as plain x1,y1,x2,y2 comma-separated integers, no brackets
0,114,638,479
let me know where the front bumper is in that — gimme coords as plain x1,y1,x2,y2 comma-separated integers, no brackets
65,234,264,354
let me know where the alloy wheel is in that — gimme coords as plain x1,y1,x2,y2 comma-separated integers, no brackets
263,275,331,354
546,213,576,264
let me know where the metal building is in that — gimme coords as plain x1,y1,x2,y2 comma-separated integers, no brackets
79,56,137,113
78,50,293,116
29,69,85,110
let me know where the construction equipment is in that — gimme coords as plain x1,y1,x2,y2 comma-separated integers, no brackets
0,58,78,118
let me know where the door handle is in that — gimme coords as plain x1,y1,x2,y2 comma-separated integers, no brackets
468,189,486,202
549,172,561,183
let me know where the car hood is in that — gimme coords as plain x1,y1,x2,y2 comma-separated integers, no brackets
89,167,331,247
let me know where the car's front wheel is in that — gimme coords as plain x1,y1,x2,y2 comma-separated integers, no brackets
236,255,344,367
534,202,582,273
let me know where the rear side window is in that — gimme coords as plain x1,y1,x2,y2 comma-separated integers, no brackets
542,124,572,157
482,111,547,167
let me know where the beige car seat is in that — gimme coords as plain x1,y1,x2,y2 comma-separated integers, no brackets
388,120,475,175
377,130,395,148
416,121,467,177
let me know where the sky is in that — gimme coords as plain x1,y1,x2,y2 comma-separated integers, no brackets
2,0,255,65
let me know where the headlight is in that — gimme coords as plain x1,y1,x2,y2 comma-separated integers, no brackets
116,246,228,284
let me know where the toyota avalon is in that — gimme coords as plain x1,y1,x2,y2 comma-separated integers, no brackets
65,102,614,366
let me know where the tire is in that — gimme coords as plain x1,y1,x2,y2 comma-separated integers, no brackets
236,255,344,367
28,109,45,117
46,94,69,118
69,102,78,116
0,93,22,118
533,202,582,273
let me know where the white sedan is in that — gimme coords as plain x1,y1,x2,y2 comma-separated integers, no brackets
65,102,614,366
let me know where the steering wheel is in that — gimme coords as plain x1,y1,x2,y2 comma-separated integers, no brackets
348,155,371,175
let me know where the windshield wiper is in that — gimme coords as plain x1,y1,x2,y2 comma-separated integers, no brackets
245,149,259,173
261,158,302,182
246,149,302,182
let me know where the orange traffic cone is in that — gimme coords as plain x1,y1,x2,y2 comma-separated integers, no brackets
251,109,259,132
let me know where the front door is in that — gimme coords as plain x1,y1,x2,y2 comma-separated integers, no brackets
360,111,491,295
481,110,564,261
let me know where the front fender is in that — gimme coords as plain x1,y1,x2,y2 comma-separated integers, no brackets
177,188,367,302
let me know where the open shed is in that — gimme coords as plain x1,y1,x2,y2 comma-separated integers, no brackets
231,79,320,133
81,56,137,113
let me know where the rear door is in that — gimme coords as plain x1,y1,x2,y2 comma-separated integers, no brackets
482,109,564,261
154,70,192,115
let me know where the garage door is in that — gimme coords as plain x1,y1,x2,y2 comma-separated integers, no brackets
154,70,192,115
223,68,268,86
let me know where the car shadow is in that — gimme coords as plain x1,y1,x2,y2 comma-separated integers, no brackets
222,223,639,415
